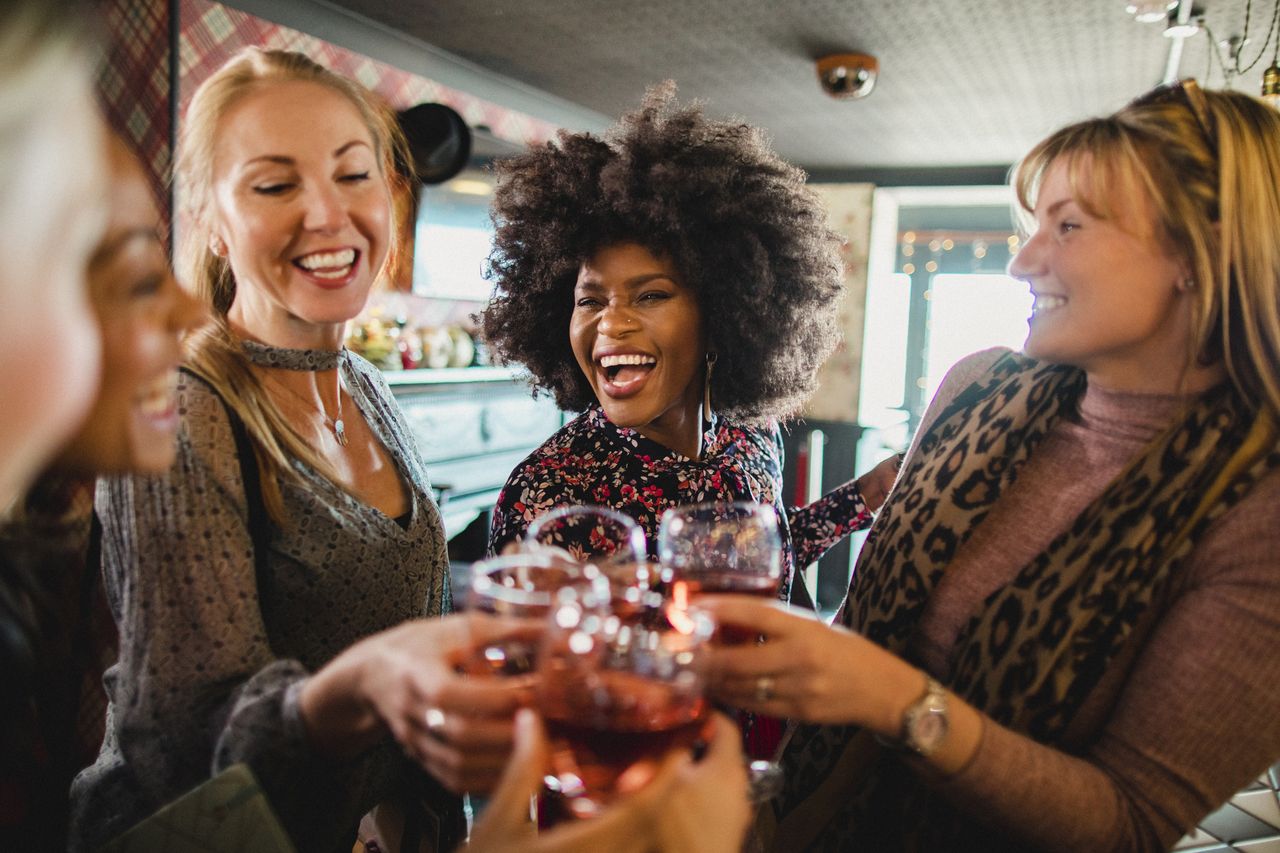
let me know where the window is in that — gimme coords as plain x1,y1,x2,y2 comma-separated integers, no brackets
411,171,496,302
860,188,1025,440
924,273,1031,401
840,188,1028,597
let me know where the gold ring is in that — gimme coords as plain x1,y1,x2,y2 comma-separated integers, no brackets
754,675,776,702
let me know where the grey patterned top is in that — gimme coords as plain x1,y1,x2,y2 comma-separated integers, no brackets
70,343,457,853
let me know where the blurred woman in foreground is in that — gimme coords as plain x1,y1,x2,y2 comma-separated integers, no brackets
0,0,110,845
705,80,1280,851
0,135,203,848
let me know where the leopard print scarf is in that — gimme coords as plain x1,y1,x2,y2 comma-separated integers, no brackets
770,352,1280,851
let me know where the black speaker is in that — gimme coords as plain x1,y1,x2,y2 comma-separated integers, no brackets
397,103,472,184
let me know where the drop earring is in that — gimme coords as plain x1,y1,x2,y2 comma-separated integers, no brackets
703,352,718,422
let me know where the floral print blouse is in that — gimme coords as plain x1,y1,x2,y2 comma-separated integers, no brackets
489,406,873,605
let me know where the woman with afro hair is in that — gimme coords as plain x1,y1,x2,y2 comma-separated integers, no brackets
482,85,898,613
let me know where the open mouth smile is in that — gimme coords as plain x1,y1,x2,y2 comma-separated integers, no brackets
1032,293,1067,316
596,352,657,397
135,370,178,428
293,248,360,284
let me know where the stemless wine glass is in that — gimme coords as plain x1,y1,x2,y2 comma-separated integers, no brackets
658,500,786,803
525,504,650,589
460,551,598,677
657,501,782,644
536,583,715,823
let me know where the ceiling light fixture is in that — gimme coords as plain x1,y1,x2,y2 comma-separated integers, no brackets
1151,0,1280,106
1264,62,1280,108
1126,1,1177,23
1164,6,1205,38
815,53,879,99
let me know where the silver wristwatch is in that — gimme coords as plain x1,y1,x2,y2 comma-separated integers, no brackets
899,676,949,757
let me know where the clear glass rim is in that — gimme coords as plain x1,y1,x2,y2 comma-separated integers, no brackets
658,499,779,526
469,551,586,608
657,500,782,578
525,504,648,559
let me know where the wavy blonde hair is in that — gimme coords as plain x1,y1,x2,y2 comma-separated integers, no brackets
1013,85,1280,418
175,48,410,521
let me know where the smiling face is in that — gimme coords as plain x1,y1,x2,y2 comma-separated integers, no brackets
57,141,205,476
570,242,707,457
1009,156,1208,392
210,79,391,348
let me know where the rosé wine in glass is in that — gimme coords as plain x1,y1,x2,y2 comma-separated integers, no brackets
536,584,714,821
657,501,783,645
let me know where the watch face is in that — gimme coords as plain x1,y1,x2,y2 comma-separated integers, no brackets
913,711,947,752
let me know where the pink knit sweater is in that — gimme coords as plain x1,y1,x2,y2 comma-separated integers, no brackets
904,348,1280,852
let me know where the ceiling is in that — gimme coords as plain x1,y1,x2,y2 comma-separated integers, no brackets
302,0,1271,178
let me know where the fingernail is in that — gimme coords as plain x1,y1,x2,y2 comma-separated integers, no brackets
514,707,535,733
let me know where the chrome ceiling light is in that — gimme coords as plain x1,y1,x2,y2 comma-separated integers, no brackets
1126,1,1177,23
1164,6,1205,38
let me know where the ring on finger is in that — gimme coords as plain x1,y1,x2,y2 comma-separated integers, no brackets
754,675,776,703
425,707,447,737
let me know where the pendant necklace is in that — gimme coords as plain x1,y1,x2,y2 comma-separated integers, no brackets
262,371,349,447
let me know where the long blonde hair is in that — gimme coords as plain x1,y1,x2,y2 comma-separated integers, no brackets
175,48,410,521
1013,85,1280,419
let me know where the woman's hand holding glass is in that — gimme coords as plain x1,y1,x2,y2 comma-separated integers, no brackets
535,583,715,821
699,597,922,734
701,596,987,779
469,707,750,853
298,612,536,794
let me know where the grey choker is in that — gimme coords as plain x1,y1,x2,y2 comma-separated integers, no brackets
241,339,346,372
242,340,350,446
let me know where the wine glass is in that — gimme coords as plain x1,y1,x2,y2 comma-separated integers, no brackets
536,582,715,823
657,501,782,644
657,500,786,802
525,504,651,589
460,551,599,677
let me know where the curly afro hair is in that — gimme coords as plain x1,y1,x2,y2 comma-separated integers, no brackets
480,84,844,424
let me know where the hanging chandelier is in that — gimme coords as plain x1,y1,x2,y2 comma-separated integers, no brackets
1137,0,1280,107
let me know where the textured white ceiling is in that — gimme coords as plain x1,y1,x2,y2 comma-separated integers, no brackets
317,0,1271,172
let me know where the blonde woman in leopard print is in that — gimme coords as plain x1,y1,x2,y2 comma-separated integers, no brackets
702,81,1280,852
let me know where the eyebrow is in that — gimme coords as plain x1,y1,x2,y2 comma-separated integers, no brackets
1037,198,1074,218
243,139,374,168
89,227,163,267
575,272,678,291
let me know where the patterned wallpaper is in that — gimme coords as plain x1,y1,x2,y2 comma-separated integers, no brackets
96,0,172,224
806,183,874,424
